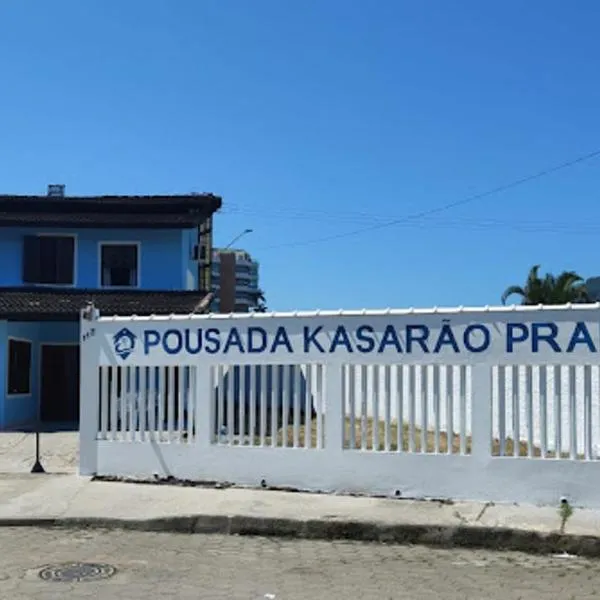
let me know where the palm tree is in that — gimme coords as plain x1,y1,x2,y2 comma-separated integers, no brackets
501,265,591,305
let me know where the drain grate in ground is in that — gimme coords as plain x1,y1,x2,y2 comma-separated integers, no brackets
38,562,117,583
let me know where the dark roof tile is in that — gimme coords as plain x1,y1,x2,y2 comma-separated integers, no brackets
0,194,222,228
0,288,211,320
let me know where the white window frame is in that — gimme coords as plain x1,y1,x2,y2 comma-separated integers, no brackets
6,337,33,397
98,241,141,289
24,232,78,287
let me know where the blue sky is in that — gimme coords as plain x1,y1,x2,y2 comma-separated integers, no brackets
1,1,599,311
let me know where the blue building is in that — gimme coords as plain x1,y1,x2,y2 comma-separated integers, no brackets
0,185,221,430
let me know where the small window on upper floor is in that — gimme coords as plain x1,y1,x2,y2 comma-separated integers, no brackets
22,235,75,285
7,339,32,395
100,243,139,287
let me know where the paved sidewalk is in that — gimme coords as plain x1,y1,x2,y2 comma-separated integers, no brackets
0,432,78,474
2,474,600,556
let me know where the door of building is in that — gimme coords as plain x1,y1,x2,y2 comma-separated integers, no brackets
40,344,80,423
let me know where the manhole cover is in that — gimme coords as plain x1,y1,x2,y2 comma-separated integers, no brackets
38,562,116,582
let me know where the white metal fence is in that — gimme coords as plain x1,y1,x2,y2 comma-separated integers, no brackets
80,305,600,507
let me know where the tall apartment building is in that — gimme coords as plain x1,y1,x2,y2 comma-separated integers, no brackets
211,248,260,313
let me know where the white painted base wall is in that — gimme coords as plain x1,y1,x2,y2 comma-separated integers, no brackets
95,441,600,508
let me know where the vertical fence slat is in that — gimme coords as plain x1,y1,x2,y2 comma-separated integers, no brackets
126,367,134,442
554,365,562,459
149,367,158,439
360,365,368,451
512,366,520,457
259,365,267,447
177,366,184,442
585,365,592,460
384,365,391,451
316,364,324,449
109,367,118,441
158,367,171,442
526,366,534,458
216,365,225,443
249,366,256,447
421,365,428,454
190,366,198,443
432,365,440,454
139,367,147,442
460,365,467,455
118,366,126,441
282,366,290,448
408,365,416,453
570,365,577,460
167,367,175,442
396,365,403,453
227,366,234,445
347,365,355,450
100,366,109,440
372,365,380,451
497,366,506,456
446,366,453,455
271,366,279,448
304,365,313,449
539,366,547,458
293,365,301,449
239,365,247,445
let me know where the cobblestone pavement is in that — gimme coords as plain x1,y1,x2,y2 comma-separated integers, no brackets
0,528,599,599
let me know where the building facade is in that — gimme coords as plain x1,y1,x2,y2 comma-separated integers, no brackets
211,248,260,313
0,186,221,430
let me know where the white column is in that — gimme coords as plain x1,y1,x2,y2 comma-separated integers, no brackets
79,313,100,476
195,364,213,448
470,364,493,461
325,363,344,454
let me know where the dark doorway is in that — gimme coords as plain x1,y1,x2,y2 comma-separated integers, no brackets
40,345,80,423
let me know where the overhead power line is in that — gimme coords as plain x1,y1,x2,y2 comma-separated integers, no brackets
222,213,600,235
247,148,600,250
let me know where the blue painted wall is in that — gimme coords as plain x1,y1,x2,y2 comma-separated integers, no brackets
0,321,79,429
0,227,197,290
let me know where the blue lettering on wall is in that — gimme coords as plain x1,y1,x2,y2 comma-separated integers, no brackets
144,330,161,354
271,326,293,353
163,329,183,354
355,325,376,353
406,325,428,353
248,327,268,353
567,322,596,353
432,321,460,353
463,324,490,353
378,325,402,353
330,325,354,353
204,328,220,354
531,322,560,353
184,329,202,354
132,319,599,358
506,323,529,353
223,328,245,353
304,326,325,353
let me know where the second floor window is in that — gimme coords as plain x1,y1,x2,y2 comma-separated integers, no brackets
22,235,75,285
101,243,139,287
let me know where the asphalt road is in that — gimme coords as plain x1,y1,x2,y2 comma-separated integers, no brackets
0,528,599,599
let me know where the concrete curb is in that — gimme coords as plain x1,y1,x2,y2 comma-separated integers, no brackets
1,515,600,557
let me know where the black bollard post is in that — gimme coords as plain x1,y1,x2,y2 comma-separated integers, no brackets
30,427,45,474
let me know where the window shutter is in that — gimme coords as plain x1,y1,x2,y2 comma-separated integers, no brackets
22,236,42,283
54,237,75,284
